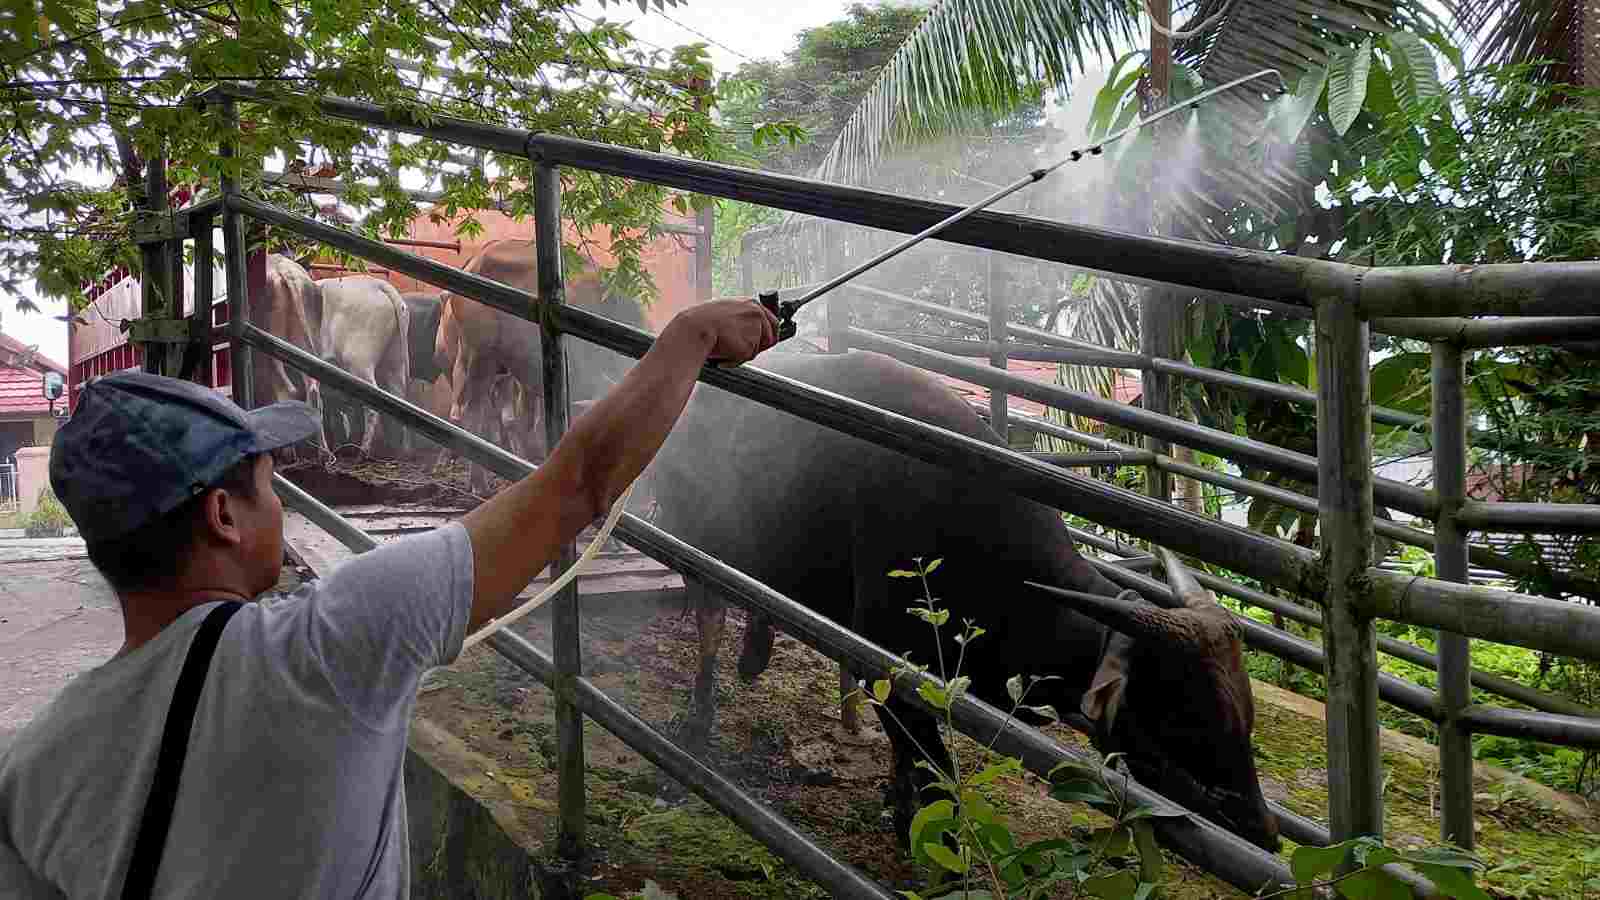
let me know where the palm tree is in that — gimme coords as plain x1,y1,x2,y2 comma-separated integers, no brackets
1455,1,1598,87
756,0,1594,413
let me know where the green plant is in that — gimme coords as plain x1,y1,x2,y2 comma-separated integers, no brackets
23,486,71,538
862,557,1179,900
586,880,679,900
1277,836,1488,900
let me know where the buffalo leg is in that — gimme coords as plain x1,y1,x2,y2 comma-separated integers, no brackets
875,699,953,846
683,580,725,753
840,671,863,735
736,611,776,683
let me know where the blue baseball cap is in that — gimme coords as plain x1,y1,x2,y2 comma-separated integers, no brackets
49,372,319,544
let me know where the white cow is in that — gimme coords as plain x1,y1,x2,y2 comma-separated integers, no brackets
316,276,411,458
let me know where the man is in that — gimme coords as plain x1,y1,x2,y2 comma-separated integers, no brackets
0,299,778,898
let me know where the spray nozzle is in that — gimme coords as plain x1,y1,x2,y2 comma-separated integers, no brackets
757,291,798,343
1089,146,1104,156
1070,149,1083,162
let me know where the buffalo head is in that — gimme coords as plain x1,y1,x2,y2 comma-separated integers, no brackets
1035,551,1280,852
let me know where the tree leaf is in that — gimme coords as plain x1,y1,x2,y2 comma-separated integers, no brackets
1327,39,1374,136
1334,866,1410,900
1411,864,1490,900
908,799,956,864
1268,66,1327,146
924,842,969,874
1385,32,1440,114
1082,870,1139,899
1292,841,1353,884
873,679,892,702
1091,825,1132,857
1006,674,1024,704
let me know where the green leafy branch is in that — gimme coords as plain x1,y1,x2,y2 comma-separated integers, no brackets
869,557,1176,900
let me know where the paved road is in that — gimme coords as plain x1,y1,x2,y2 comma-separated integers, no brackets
0,539,121,751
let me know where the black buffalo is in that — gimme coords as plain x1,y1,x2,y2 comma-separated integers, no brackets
646,349,1279,852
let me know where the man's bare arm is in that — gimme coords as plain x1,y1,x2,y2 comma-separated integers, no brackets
460,300,777,633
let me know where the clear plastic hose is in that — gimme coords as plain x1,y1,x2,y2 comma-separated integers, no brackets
460,479,637,651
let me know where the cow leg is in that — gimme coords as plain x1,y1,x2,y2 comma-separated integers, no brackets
303,376,331,461
375,337,410,459
683,580,725,754
452,350,495,495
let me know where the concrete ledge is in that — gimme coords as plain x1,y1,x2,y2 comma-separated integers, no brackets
406,716,572,899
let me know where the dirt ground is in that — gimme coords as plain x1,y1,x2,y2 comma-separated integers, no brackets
301,458,1599,899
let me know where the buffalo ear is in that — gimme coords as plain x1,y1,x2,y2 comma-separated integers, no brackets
1081,631,1136,738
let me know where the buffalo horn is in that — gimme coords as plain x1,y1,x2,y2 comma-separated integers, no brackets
1157,548,1220,610
1025,582,1178,645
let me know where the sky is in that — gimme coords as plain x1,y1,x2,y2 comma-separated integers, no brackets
1,0,864,369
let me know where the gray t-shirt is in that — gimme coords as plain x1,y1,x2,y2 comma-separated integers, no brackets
0,522,474,899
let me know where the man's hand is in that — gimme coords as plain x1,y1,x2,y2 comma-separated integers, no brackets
461,299,780,635
662,298,779,368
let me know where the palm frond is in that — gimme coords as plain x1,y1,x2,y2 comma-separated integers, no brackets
1450,0,1585,84
812,0,1139,186
1162,0,1398,241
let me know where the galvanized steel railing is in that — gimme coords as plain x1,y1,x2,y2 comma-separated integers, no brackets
177,81,1600,895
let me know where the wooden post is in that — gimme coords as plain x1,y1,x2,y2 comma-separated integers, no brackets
221,100,253,408
141,156,171,376
536,163,587,860
1316,297,1383,841
987,252,1009,442
187,216,215,386
1433,340,1475,849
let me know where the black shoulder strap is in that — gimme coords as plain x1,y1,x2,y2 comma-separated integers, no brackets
121,601,243,900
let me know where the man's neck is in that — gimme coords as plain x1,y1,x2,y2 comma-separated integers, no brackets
116,585,253,658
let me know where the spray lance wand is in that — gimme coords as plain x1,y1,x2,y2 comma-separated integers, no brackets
755,68,1287,338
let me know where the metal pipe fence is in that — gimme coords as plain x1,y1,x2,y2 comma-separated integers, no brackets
1002,407,1600,602
179,83,1600,894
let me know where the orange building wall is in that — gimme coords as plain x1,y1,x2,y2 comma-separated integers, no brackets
310,205,705,334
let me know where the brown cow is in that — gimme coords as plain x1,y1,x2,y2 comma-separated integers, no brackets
437,239,644,494
256,254,328,458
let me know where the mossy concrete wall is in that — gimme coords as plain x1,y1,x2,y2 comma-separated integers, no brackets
406,716,576,900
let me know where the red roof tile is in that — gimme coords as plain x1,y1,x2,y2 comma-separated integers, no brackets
0,331,66,417
928,359,1141,419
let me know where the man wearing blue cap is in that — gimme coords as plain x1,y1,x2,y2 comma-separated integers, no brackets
0,299,779,898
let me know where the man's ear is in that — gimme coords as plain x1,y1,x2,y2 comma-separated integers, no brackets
198,488,243,547
1081,631,1136,740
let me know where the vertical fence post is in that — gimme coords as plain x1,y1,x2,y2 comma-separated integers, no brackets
825,222,849,354
1433,340,1475,849
1315,297,1383,841
821,221,862,733
1140,290,1174,500
141,155,172,376
188,216,215,385
987,252,1009,443
739,231,754,297
220,99,254,409
536,162,587,860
